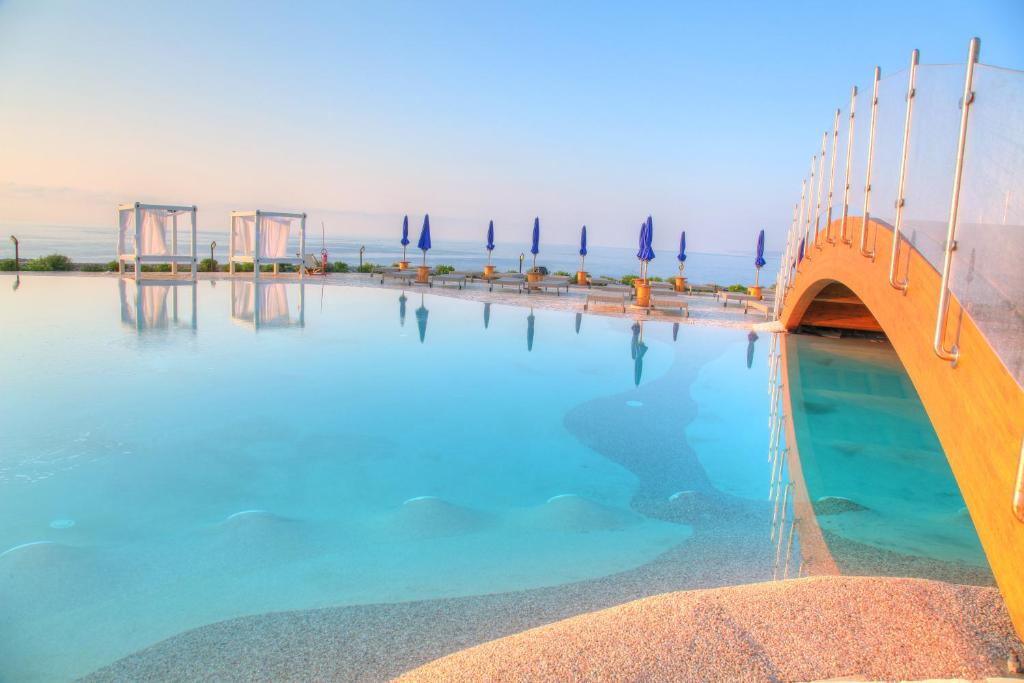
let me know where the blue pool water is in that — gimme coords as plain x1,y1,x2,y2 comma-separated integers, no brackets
0,275,987,681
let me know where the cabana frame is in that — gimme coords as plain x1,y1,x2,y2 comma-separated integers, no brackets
228,209,307,279
117,202,198,280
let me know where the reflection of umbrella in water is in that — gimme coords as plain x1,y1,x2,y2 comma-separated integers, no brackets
527,308,535,351
672,322,679,342
575,312,582,334
415,295,429,343
399,291,408,327
12,274,20,292
746,331,759,369
631,322,647,386
483,302,491,329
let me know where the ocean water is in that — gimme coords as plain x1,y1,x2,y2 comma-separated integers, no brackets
2,222,779,286
0,275,985,681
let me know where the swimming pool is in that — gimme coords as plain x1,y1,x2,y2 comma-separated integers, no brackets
0,275,989,681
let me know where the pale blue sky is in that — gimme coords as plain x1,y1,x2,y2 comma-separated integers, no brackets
0,0,1021,252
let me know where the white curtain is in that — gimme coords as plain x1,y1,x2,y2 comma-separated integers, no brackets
139,209,169,256
118,209,132,256
259,217,291,258
230,215,291,258
232,216,256,257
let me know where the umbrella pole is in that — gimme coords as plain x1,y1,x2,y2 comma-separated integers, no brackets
755,268,761,287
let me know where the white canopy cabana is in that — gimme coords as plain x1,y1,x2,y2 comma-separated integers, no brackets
230,280,305,330
228,209,306,278
117,203,198,279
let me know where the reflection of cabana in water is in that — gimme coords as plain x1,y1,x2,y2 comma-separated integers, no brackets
230,280,305,330
228,210,306,278
118,279,197,331
117,203,198,279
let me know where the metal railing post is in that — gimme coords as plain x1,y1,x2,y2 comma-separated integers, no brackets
803,157,816,259
824,108,841,243
888,49,919,292
812,132,827,248
840,86,857,244
860,67,881,259
933,37,980,363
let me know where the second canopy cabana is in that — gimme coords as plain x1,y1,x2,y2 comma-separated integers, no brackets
228,209,307,278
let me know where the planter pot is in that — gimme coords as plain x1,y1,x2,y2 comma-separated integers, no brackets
416,265,430,284
398,261,410,271
674,276,687,293
483,264,496,279
526,271,543,285
635,281,652,307
748,286,763,300
576,271,589,286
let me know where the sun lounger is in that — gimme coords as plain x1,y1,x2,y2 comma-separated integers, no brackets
490,276,525,293
432,272,469,289
584,290,628,312
649,293,689,316
526,276,571,295
743,299,771,319
381,269,418,285
303,254,325,275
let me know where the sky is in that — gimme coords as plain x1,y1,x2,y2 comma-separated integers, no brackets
0,0,1021,254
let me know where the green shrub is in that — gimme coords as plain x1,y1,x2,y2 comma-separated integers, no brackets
0,258,17,271
199,258,218,272
726,283,748,292
106,260,120,272
649,276,664,282
553,270,570,276
330,261,350,273
433,264,455,275
25,253,74,271
620,274,638,286
140,263,172,272
356,262,377,273
80,263,104,272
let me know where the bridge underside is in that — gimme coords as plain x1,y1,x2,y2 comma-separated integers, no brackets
780,217,1024,638
798,282,881,333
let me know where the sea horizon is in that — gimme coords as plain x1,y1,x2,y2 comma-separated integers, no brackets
2,221,781,285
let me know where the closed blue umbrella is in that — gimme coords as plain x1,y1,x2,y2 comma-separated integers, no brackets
677,231,687,276
417,214,431,266
579,225,588,271
486,221,495,265
747,331,758,369
754,229,766,287
637,216,655,280
400,215,410,262
530,217,540,271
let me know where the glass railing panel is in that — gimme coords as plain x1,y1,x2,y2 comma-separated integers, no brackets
868,70,909,229
949,64,1024,386
902,64,964,270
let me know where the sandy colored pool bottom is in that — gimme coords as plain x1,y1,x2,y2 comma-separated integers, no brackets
397,576,1022,683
